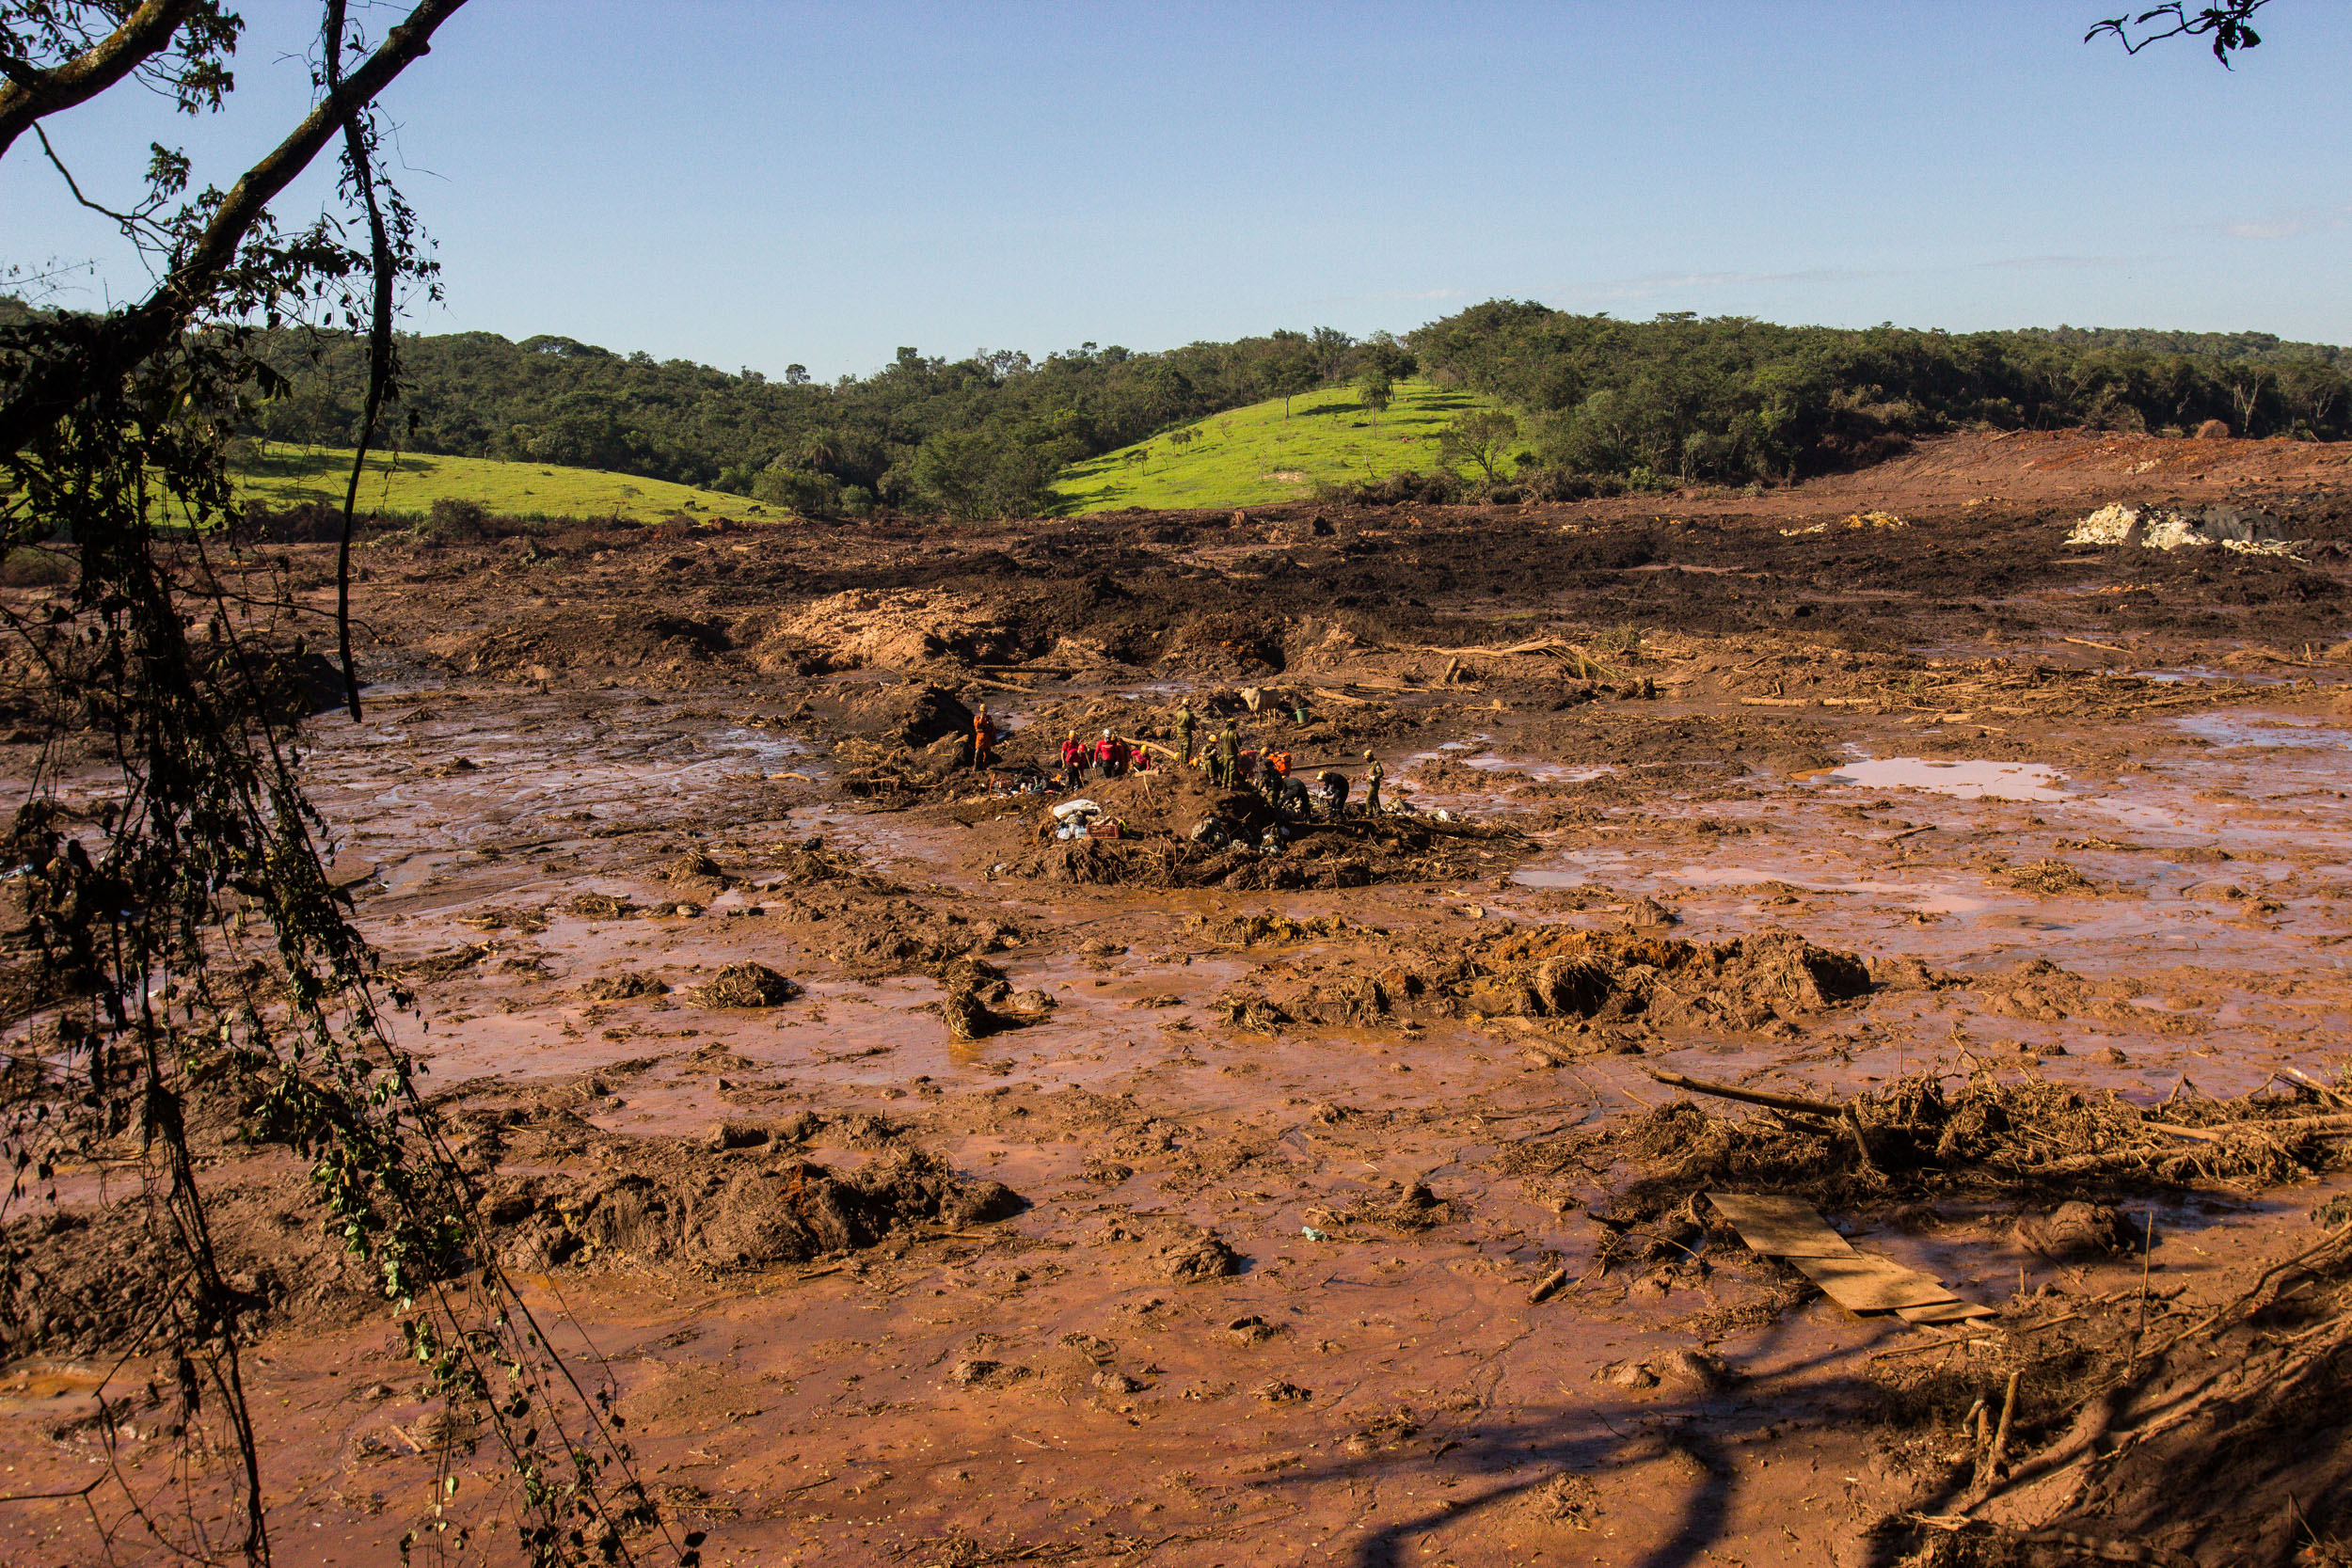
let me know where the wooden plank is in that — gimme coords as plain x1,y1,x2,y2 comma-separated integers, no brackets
1790,1253,1960,1314
1705,1193,1858,1259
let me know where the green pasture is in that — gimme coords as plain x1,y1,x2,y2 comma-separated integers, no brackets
233,443,772,522
1053,378,1510,513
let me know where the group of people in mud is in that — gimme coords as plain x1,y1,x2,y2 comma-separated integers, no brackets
1057,727,1150,782
973,697,1387,821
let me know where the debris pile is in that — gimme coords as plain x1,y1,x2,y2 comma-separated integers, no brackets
2066,501,2302,558
1538,1069,2352,1222
489,1141,1023,1273
689,962,801,1007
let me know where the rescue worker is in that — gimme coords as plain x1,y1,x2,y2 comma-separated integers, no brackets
1263,749,1292,807
1061,730,1088,786
1175,702,1196,766
1363,751,1385,816
1095,728,1121,779
972,705,997,772
1216,721,1240,788
1279,773,1311,819
1318,768,1348,817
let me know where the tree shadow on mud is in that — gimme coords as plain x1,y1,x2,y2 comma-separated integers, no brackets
1260,1312,1899,1568
1270,1220,2352,1568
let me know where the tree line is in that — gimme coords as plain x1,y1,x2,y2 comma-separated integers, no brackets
16,291,2341,517
212,318,1412,517
1407,302,2352,494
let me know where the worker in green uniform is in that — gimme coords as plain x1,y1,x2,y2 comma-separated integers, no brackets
1216,721,1240,788
1363,751,1384,816
1175,702,1196,767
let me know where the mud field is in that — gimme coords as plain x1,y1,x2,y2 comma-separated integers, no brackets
8,429,2352,1567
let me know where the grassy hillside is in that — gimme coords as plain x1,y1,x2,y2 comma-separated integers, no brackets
1054,378,1512,513
233,442,774,522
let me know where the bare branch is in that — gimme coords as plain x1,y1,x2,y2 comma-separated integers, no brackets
33,122,167,245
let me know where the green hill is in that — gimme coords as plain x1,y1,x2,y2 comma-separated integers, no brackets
233,442,775,522
1054,378,1513,514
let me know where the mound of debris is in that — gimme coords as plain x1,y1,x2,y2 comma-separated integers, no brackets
755,588,1018,672
1457,926,1873,1030
1198,921,1884,1038
1164,613,1288,675
577,971,671,1002
689,962,801,1007
820,901,1025,976
1004,770,1514,891
2067,501,2303,558
442,610,737,682
0,1174,384,1359
486,1130,1023,1274
1512,1069,2352,1224
811,684,986,800
936,956,1053,1041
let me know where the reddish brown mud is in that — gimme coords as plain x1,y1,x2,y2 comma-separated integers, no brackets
7,430,2352,1567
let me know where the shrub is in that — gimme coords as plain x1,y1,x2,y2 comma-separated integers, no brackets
752,464,842,517
421,497,493,542
0,548,72,587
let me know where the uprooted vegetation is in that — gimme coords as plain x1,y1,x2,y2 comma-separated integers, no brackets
1518,1070,2352,1225
1488,1063,2352,1561
1868,1211,2352,1568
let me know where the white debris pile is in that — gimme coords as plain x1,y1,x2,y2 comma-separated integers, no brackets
2066,502,2303,559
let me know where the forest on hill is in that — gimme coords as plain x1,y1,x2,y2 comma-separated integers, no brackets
8,293,2344,516
234,324,1391,519
1408,303,2352,493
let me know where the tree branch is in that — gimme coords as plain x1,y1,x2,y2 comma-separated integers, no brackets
2085,2,2271,65
326,0,396,722
0,0,203,162
0,0,469,464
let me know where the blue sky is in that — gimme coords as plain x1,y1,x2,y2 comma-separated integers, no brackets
6,1,2347,377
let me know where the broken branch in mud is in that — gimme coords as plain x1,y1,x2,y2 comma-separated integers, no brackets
2146,1112,2352,1143
1644,1068,1846,1118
